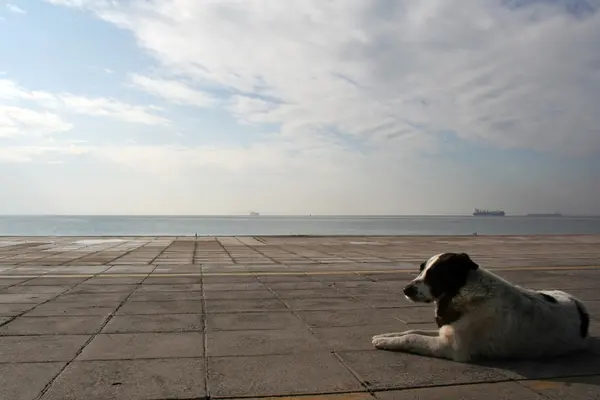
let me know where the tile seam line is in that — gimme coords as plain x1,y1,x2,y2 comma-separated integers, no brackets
261,278,372,393
33,263,159,400
2,264,600,279
200,239,211,399
0,266,111,329
207,389,374,400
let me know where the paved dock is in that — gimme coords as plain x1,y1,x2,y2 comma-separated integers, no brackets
1,235,600,399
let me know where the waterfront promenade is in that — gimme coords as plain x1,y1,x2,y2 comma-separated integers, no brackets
1,234,600,399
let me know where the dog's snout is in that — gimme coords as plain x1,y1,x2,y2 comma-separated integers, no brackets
403,284,416,297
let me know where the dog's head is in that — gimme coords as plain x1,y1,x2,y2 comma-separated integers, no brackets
403,252,479,303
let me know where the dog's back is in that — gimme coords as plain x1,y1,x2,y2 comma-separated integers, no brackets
453,269,590,360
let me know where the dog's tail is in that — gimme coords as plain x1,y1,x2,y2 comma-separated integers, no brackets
572,297,590,338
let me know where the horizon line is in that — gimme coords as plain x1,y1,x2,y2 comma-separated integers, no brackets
1,213,599,218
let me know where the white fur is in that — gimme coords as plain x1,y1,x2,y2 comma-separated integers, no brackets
409,253,442,302
373,261,590,362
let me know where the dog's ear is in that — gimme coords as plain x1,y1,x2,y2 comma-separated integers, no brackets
455,253,479,270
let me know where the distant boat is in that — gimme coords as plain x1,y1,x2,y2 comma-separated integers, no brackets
526,212,563,217
249,211,260,216
473,208,506,216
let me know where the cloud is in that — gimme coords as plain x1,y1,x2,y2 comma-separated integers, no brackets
58,94,169,125
6,4,26,14
0,143,90,163
0,106,72,138
0,78,169,125
130,74,216,107
44,0,600,156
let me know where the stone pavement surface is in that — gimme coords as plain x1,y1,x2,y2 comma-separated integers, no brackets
0,234,599,399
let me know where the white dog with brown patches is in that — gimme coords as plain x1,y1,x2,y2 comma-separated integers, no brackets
372,252,590,362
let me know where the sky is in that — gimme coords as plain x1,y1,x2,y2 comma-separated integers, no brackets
0,0,599,216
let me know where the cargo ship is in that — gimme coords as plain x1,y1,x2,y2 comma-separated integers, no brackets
473,208,506,216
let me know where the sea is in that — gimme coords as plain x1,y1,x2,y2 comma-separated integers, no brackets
1,215,600,236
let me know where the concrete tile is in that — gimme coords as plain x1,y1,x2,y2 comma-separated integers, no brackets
152,267,201,274
1,285,71,295
117,300,203,315
264,281,329,290
136,283,202,292
312,324,405,351
208,353,364,397
207,311,304,331
481,351,600,380
0,293,55,303
144,276,202,284
40,359,206,400
203,289,276,300
0,315,108,335
0,278,28,286
21,277,88,286
0,303,36,316
204,282,266,291
337,350,511,390
0,335,89,362
366,274,412,282
202,275,258,283
85,277,146,285
312,274,372,282
257,275,314,282
273,288,349,298
297,309,402,327
0,362,66,400
78,332,204,360
24,302,117,317
103,266,155,274
334,280,393,289
205,298,287,313
375,381,547,400
283,298,369,310
392,307,437,324
53,293,130,306
67,285,137,294
53,266,109,274
207,328,325,356
102,313,203,333
127,290,203,302
354,296,418,308
520,375,600,399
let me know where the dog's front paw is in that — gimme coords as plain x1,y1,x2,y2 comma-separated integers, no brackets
372,336,398,350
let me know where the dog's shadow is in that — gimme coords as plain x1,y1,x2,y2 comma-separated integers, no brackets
472,336,600,391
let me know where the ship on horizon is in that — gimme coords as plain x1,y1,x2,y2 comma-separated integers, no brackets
473,208,506,216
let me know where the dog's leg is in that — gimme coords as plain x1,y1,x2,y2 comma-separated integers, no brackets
373,329,439,339
372,333,455,360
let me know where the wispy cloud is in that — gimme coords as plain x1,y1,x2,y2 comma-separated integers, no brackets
42,0,600,156
130,74,216,107
0,106,72,137
0,78,169,125
6,4,27,14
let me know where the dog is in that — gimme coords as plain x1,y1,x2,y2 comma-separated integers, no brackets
372,252,590,362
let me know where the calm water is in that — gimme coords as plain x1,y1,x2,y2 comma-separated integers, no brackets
1,215,600,236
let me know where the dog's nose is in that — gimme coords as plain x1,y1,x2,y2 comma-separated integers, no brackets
403,284,416,297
